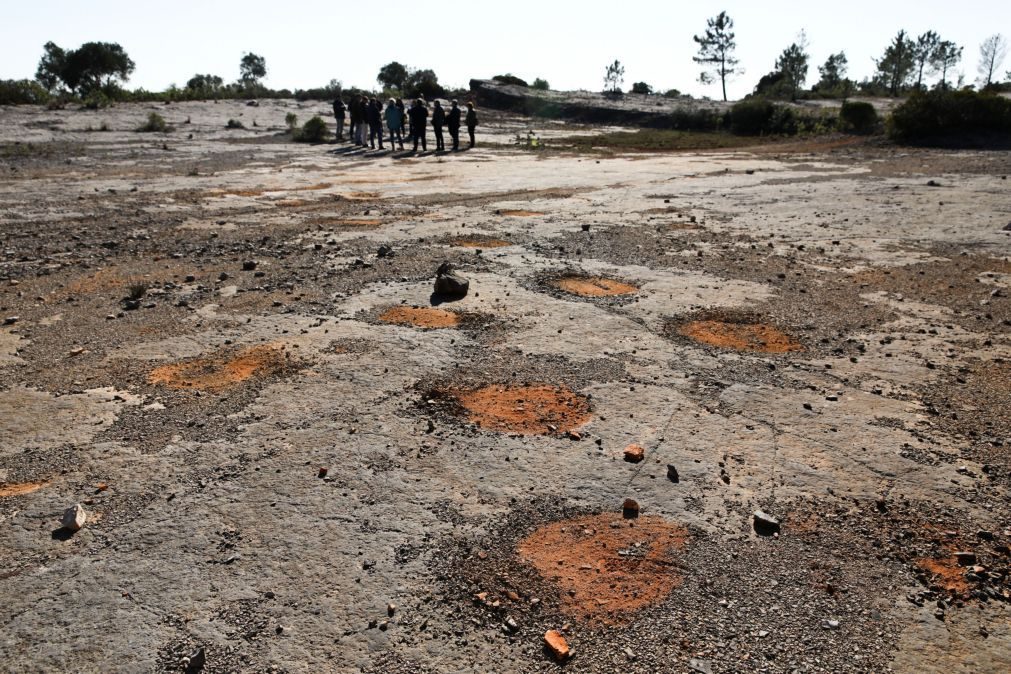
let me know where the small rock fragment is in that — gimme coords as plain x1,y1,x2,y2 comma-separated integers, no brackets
3,316,18,325
61,503,87,531
242,260,258,271
434,262,469,300
666,464,679,483
623,444,645,463
954,551,977,566
622,499,640,519
753,510,780,536
689,659,713,674
184,646,205,674
544,630,570,661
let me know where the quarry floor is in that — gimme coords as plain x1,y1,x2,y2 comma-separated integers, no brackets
1,100,1010,673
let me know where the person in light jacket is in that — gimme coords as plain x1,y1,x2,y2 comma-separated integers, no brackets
385,98,404,150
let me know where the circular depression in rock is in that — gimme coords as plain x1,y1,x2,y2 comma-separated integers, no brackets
148,344,289,391
553,275,639,298
517,513,688,624
379,306,461,329
676,319,803,353
452,383,591,435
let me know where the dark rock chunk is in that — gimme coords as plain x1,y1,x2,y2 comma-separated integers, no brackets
434,262,469,300
753,510,780,536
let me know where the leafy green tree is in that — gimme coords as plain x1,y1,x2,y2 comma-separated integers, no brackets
693,11,740,101
977,34,1008,88
931,41,962,90
816,52,848,90
35,41,67,92
35,41,134,95
631,81,653,94
377,62,409,90
913,31,941,90
603,60,625,93
874,31,916,96
774,32,809,100
239,53,267,86
532,78,550,91
404,69,444,99
186,74,224,94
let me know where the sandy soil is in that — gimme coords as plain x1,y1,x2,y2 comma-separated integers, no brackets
1,99,1010,674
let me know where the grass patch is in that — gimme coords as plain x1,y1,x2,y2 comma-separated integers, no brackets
554,129,777,153
0,141,85,159
136,112,171,133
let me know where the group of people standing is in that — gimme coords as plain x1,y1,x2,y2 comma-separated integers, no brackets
332,95,479,153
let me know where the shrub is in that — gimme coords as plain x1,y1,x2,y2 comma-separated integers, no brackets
671,107,725,131
295,115,329,143
531,78,550,91
662,89,682,98
0,79,52,105
226,118,245,129
631,82,653,95
839,101,878,134
493,74,528,87
83,90,112,110
729,99,797,135
285,112,298,130
889,90,1011,143
136,112,169,132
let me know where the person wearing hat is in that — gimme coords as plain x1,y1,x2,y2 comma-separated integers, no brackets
446,100,462,151
465,101,479,148
431,100,446,152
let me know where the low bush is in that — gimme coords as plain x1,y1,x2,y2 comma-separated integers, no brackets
889,90,1011,143
83,90,112,110
285,112,298,130
671,107,725,132
839,101,878,134
225,118,245,129
729,99,797,135
531,78,550,91
0,79,51,105
294,115,329,143
631,82,653,95
136,112,170,132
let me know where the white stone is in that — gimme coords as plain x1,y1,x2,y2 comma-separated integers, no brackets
61,503,87,531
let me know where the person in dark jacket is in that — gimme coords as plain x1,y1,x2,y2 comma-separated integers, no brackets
408,99,428,152
332,97,347,140
366,98,384,150
348,97,360,145
446,100,462,151
357,95,371,146
431,100,446,151
396,98,407,139
465,101,479,148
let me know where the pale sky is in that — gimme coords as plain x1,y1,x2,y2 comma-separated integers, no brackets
4,1,1009,99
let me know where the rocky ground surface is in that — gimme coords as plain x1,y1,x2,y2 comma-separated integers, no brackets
1,100,1010,673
